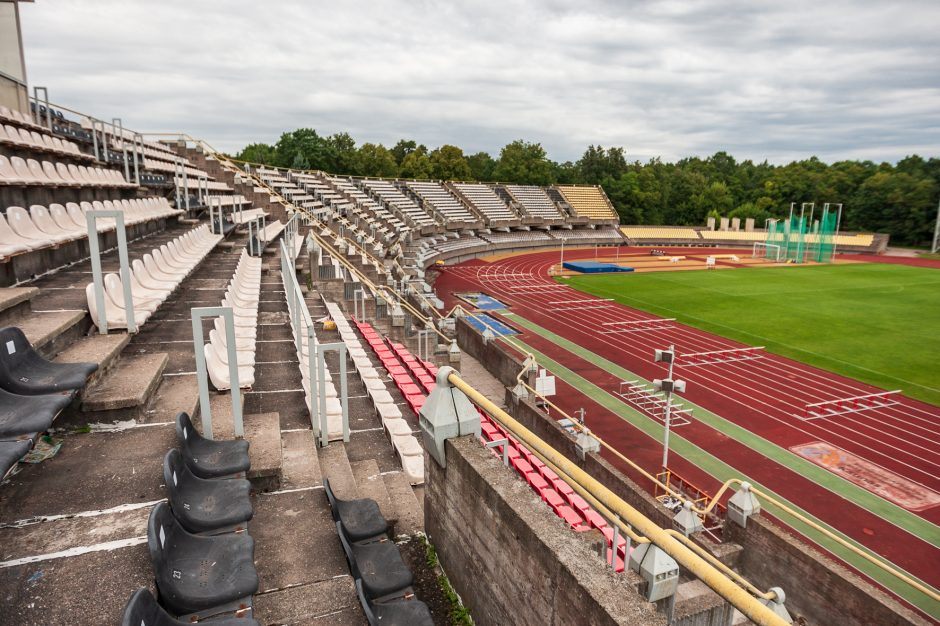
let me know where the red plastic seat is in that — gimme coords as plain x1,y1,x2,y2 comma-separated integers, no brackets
399,382,422,396
556,505,587,531
387,365,408,377
583,509,607,530
511,457,533,476
526,473,549,492
567,493,591,516
552,478,573,498
542,490,564,508
540,466,559,482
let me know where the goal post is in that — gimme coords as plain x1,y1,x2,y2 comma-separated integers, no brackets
752,242,782,262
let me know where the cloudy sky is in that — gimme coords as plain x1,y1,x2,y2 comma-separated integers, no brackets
18,0,940,164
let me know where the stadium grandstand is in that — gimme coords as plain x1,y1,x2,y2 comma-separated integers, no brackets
0,4,935,626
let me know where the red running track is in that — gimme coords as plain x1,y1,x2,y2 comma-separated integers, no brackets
432,246,940,594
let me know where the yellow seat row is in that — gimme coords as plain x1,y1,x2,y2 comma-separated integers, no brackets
620,227,700,240
556,185,618,219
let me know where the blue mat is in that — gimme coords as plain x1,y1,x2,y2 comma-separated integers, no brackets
456,292,508,311
563,261,634,273
464,314,518,336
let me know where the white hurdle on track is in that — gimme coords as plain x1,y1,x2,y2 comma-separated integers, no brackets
601,318,677,334
617,380,692,426
799,390,903,421
678,346,765,367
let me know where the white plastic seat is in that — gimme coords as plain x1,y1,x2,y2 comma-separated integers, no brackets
204,342,254,390
29,205,79,243
214,315,256,341
5,206,55,247
208,329,255,366
209,326,256,353
11,157,41,184
132,259,177,292
104,273,161,314
48,204,86,236
85,282,152,329
376,402,403,421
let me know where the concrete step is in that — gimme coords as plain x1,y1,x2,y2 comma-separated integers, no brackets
141,373,199,425
19,309,88,358
81,352,168,420
244,412,283,492
382,470,424,536
281,429,322,489
54,332,130,387
350,459,396,526
0,286,38,326
318,442,358,500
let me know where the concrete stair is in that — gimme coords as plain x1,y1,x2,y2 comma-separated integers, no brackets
318,441,358,499
54,332,130,387
281,429,322,489
383,469,424,536
80,352,169,421
351,459,396,525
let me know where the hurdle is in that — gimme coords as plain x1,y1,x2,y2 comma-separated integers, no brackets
617,380,692,427
678,346,765,367
601,318,676,334
799,390,902,421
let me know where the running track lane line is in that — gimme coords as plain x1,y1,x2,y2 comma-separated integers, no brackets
504,310,940,544
505,330,940,617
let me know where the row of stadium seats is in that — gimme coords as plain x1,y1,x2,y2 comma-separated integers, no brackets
452,182,518,223
0,326,97,479
405,180,477,224
121,412,259,624
85,225,221,330
206,251,262,390
0,199,180,259
325,479,434,625
1,123,94,161
506,184,564,219
0,154,134,188
556,185,618,220
0,104,46,132
354,318,430,484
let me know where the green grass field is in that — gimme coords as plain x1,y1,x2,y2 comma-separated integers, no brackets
558,263,940,406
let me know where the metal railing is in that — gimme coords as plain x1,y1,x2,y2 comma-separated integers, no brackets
86,210,136,334
191,306,243,439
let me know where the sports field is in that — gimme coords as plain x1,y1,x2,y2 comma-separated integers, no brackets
558,263,940,406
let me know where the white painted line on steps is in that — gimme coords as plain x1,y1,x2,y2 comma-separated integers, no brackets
163,371,197,377
258,485,323,496
0,499,165,529
0,536,148,568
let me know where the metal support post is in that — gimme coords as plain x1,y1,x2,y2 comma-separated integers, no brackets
191,306,243,439
86,210,136,334
132,133,142,185
316,342,349,446
32,86,51,130
113,118,130,182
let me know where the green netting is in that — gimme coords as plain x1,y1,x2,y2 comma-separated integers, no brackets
812,207,838,263
782,215,807,263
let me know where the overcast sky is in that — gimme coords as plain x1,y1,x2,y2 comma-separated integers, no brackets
18,0,940,165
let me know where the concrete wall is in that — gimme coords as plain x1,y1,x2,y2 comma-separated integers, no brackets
725,517,928,626
425,435,667,626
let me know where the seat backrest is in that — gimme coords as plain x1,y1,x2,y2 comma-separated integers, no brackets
323,477,338,514
48,204,75,231
175,411,202,449
355,579,378,626
163,448,195,514
120,587,177,626
335,520,361,579
146,501,179,574
0,327,33,378
6,206,43,238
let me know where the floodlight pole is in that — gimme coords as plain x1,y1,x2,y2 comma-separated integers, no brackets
559,238,567,273
654,344,685,470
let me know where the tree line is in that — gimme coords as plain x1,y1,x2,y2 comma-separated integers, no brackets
234,129,939,246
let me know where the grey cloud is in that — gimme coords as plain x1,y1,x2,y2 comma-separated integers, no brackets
17,0,940,164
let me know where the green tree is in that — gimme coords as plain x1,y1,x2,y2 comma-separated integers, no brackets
492,140,556,185
391,140,419,165
577,145,627,183
354,143,399,178
429,145,472,181
399,146,433,180
467,151,496,181
235,142,275,165
324,132,357,174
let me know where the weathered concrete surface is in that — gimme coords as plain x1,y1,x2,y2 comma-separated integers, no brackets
139,373,199,425
250,489,348,593
383,469,424,536
350,459,395,525
426,436,666,626
281,429,322,489
252,575,362,625
318,442,358,500
81,352,168,415
244,412,282,492
19,309,86,355
0,426,172,520
54,331,130,386
0,544,153,626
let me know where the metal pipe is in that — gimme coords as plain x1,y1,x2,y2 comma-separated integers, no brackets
448,371,789,626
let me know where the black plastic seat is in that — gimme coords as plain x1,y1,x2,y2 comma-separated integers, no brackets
0,326,97,395
0,439,31,479
356,579,434,626
163,449,253,534
121,587,261,626
147,502,258,618
175,412,250,478
324,477,388,542
337,522,413,601
0,386,71,440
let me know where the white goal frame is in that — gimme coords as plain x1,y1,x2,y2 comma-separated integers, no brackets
752,242,783,262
